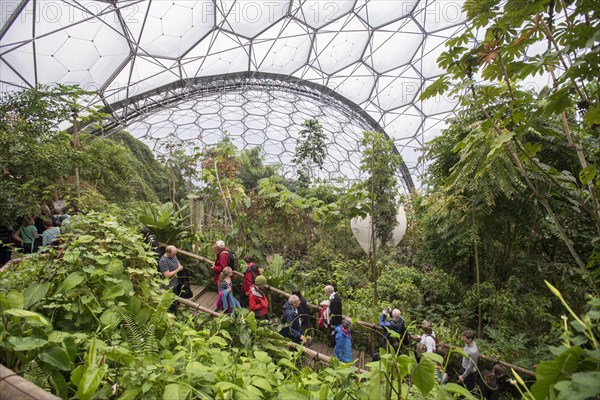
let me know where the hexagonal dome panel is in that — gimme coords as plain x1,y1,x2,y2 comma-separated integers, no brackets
0,0,470,190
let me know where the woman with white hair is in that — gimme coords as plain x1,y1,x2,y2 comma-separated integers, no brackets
212,240,230,287
280,295,305,344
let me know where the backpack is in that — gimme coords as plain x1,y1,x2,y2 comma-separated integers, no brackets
317,305,328,329
245,265,258,283
226,251,239,270
385,319,410,348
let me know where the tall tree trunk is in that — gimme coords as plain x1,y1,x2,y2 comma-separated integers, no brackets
72,116,81,206
473,209,482,338
371,141,378,304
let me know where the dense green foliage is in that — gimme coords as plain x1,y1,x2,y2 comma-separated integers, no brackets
359,131,403,251
0,213,455,400
0,85,81,227
0,86,169,228
1,0,599,398
403,0,600,390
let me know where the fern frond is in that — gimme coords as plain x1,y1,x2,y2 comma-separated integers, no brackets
116,308,144,351
23,360,50,391
143,324,159,354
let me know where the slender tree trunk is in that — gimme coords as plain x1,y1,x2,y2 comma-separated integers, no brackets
371,141,378,304
72,116,81,206
167,159,177,208
213,161,234,232
473,209,482,338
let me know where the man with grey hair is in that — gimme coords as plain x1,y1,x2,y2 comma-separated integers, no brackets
212,240,230,287
324,285,342,346
280,295,305,344
159,245,184,313
379,307,409,351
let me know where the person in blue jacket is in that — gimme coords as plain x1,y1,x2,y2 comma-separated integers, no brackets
334,318,353,363
280,295,306,344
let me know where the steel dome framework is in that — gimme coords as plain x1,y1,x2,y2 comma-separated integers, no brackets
0,0,467,190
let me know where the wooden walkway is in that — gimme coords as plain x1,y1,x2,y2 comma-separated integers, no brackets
188,285,371,370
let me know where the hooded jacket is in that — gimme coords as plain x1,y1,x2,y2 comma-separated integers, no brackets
249,285,269,317
334,325,353,362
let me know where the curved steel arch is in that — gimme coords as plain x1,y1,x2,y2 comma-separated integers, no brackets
93,72,414,190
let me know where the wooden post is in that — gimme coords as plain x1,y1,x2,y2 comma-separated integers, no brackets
187,195,203,253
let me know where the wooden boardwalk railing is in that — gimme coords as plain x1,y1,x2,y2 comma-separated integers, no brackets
174,246,536,378
176,285,369,373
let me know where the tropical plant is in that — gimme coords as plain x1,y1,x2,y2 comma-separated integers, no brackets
0,85,82,227
511,282,600,400
421,0,600,275
138,202,192,245
293,118,327,188
238,146,280,192
360,130,403,303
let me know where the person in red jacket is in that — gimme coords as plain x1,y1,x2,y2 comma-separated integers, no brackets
240,255,260,306
212,240,230,287
249,275,269,320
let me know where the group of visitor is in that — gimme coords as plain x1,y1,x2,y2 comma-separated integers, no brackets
0,207,76,265
154,239,506,398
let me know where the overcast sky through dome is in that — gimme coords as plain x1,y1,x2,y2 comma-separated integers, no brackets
0,0,473,190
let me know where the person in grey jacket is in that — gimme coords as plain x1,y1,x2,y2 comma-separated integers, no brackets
458,329,480,392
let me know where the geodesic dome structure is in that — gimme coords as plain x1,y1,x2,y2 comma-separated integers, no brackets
0,0,467,190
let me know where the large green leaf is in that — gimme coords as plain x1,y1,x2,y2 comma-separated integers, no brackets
396,354,416,377
443,382,478,399
7,336,48,351
163,383,192,400
422,352,444,366
412,356,436,396
117,387,142,400
100,308,122,328
554,371,600,400
49,370,69,399
530,346,583,400
77,364,108,400
56,271,85,293
63,249,81,264
186,361,209,377
251,377,273,392
254,350,272,364
6,290,24,310
3,308,50,326
23,282,50,309
102,285,125,300
579,166,597,185
583,103,600,127
368,367,381,400
74,235,96,244
38,343,73,370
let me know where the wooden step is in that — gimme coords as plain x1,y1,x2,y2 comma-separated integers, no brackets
190,285,208,302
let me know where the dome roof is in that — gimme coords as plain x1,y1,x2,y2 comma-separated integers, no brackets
0,0,467,189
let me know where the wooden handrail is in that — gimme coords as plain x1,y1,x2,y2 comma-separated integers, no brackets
176,296,367,373
167,245,537,377
0,364,61,400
